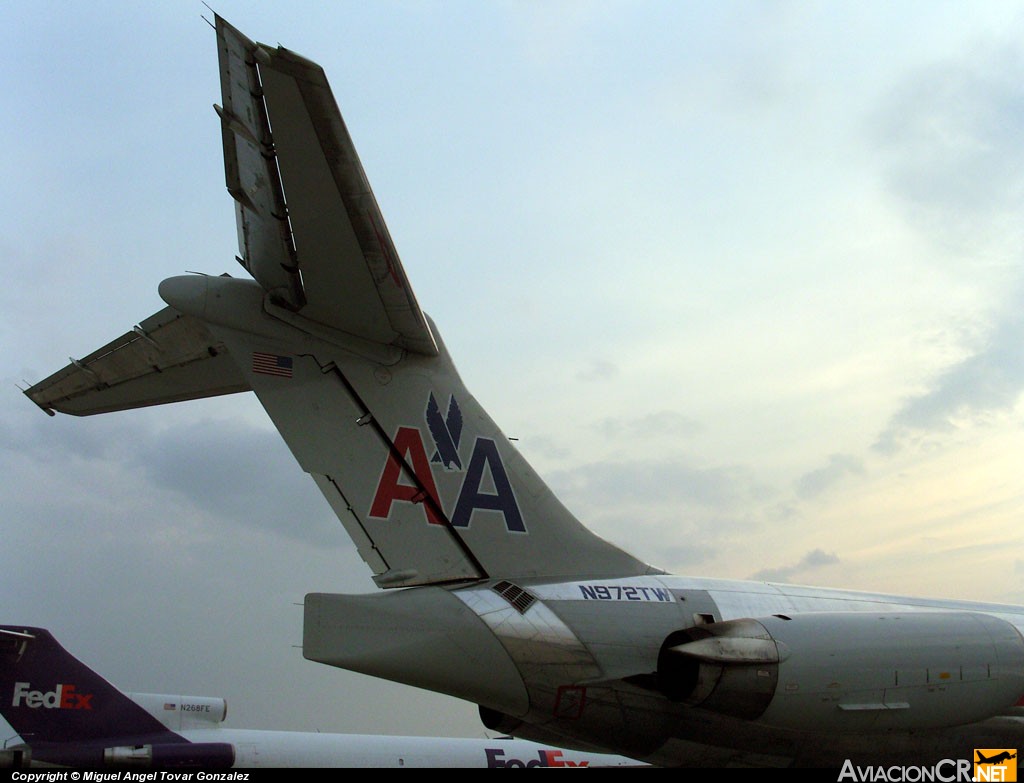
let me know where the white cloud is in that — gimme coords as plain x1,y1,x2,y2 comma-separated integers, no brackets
750,548,841,583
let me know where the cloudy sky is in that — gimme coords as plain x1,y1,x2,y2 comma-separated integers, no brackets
3,0,1024,745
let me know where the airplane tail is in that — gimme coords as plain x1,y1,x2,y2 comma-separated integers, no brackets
186,287,655,589
22,15,656,590
0,626,174,745
0,626,232,768
26,286,656,591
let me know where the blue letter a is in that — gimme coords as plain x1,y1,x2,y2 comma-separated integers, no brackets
451,438,525,532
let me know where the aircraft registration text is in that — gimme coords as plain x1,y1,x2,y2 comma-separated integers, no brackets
578,585,673,602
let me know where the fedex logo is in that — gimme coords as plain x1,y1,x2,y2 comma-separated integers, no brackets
486,748,589,768
12,682,93,710
369,393,526,533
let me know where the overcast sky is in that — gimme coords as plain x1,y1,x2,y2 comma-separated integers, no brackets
3,0,1024,745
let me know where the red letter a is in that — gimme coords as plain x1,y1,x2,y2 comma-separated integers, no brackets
369,426,445,525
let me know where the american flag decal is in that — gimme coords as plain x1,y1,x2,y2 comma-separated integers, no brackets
252,352,294,378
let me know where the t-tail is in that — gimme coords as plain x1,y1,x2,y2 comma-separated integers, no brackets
22,16,659,747
24,15,655,591
0,627,233,768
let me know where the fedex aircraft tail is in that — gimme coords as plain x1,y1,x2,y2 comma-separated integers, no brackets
25,15,654,590
0,626,232,768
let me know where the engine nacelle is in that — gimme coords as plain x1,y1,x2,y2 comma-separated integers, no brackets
658,611,1024,732
127,693,228,729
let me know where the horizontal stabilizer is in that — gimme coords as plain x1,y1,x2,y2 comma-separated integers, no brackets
216,15,437,356
215,17,303,311
24,305,249,416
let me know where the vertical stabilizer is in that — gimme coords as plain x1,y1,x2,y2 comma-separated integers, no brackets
24,16,658,591
0,627,180,746
158,274,655,588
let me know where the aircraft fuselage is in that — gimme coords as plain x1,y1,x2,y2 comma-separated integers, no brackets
305,574,1024,767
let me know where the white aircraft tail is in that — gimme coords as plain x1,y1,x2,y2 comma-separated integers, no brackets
23,15,654,590
160,274,653,588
